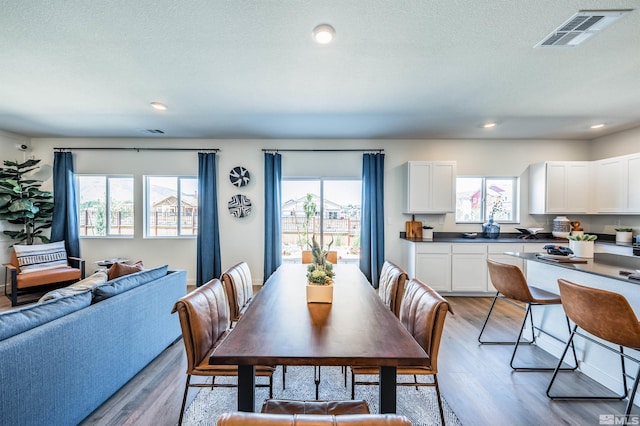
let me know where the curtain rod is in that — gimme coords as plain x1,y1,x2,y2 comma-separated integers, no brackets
261,149,384,153
54,147,219,152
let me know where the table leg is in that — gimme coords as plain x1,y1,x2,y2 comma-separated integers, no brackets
237,365,255,412
379,366,397,413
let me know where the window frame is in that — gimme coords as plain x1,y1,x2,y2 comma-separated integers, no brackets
455,175,520,224
76,174,135,238
144,175,198,238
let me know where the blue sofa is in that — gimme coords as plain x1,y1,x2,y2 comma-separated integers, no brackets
0,266,187,426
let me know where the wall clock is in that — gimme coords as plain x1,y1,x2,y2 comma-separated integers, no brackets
228,194,252,218
229,166,250,187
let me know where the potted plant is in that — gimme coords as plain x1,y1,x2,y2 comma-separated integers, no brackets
422,225,434,240
567,233,597,258
615,228,633,244
306,235,335,303
0,159,53,246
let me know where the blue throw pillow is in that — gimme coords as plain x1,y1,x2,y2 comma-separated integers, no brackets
92,265,169,303
0,290,92,341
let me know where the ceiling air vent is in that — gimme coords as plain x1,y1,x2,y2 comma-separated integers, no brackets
535,9,632,48
142,129,165,134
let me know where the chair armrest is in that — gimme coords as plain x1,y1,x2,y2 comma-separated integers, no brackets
68,257,86,279
4,263,18,272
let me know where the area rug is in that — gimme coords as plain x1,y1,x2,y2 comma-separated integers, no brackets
183,366,463,426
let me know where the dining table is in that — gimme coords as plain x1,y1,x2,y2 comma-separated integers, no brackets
208,263,429,413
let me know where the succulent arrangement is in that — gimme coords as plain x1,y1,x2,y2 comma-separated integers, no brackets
306,234,335,285
615,228,633,232
567,234,598,241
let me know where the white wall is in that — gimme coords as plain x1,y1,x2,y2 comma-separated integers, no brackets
15,136,603,286
590,126,640,160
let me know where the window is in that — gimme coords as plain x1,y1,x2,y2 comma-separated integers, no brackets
145,176,198,237
456,177,518,223
281,179,362,263
77,175,134,236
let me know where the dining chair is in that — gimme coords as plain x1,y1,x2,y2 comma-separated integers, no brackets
351,278,451,426
221,261,254,325
302,250,338,264
216,412,412,425
261,399,370,415
171,278,274,426
479,259,578,371
547,279,640,417
378,260,409,318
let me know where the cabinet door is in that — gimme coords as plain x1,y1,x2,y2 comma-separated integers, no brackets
452,254,487,292
545,163,566,212
594,158,626,213
546,162,590,213
404,161,456,213
430,162,456,213
415,253,451,292
627,154,640,212
405,162,431,213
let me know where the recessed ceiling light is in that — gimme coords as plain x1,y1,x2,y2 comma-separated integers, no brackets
590,123,605,129
150,102,168,111
312,24,335,44
482,122,497,129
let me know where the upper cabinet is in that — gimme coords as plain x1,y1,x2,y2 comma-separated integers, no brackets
403,161,456,214
594,153,640,214
529,161,591,214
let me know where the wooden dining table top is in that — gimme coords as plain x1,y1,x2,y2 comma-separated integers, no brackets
209,263,428,367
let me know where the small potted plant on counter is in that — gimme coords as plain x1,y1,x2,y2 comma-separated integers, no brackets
567,233,597,258
615,228,633,244
422,225,434,240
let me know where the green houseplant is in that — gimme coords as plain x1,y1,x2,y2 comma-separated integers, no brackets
306,235,335,284
0,159,54,245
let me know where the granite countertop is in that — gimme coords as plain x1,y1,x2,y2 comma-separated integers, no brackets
401,232,635,246
506,252,640,284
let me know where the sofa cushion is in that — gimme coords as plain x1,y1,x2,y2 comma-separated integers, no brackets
13,241,68,274
107,261,143,280
0,290,92,341
93,265,168,303
38,271,108,302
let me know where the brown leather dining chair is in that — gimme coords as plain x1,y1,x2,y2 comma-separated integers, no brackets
479,259,578,371
547,279,640,417
302,250,338,264
216,412,412,426
351,278,450,426
171,278,274,425
221,261,254,326
378,260,409,318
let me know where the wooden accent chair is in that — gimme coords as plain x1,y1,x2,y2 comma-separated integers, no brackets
302,250,338,264
221,261,254,325
547,279,640,417
479,259,578,371
378,261,409,318
171,278,274,426
217,412,412,426
351,278,450,426
4,245,85,306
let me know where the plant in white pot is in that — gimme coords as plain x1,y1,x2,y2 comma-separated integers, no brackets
306,235,335,303
422,225,434,240
615,228,633,244
567,234,597,258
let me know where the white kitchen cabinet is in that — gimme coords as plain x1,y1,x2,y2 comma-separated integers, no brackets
529,161,591,214
403,242,452,292
594,153,640,214
403,161,456,214
451,244,487,292
487,243,523,292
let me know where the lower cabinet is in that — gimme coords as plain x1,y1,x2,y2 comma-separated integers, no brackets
414,244,452,292
451,244,487,292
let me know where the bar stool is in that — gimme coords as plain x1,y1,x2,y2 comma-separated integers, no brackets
479,259,578,371
547,279,640,416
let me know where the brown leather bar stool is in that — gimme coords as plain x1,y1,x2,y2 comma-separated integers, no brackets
547,279,640,417
479,259,578,371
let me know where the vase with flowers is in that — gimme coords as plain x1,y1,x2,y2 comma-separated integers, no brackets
306,235,335,303
482,198,502,239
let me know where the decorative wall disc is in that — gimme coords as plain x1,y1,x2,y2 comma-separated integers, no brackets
229,166,250,187
228,194,252,218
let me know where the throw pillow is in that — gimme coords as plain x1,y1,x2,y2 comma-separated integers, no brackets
107,261,143,280
13,241,68,274
37,271,108,303
93,265,168,303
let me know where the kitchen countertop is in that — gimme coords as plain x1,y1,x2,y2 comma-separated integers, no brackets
506,252,640,284
401,232,636,247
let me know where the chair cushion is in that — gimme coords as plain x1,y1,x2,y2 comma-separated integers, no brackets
0,290,92,341
93,265,168,302
15,266,82,289
261,399,370,415
38,271,108,302
107,261,143,280
13,241,68,274
216,413,412,425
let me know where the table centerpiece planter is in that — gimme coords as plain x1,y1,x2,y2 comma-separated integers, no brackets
305,235,335,304
567,233,597,258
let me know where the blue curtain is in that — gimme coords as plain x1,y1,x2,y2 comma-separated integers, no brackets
51,151,80,258
264,152,282,281
360,153,385,288
196,152,221,286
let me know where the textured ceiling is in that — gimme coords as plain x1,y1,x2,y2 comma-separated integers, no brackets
0,0,639,140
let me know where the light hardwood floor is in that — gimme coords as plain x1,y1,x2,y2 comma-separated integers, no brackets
2,294,634,425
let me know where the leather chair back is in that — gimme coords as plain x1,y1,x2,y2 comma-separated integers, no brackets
558,279,640,349
171,279,230,373
302,251,338,264
221,262,253,322
217,412,412,425
487,259,534,303
378,261,409,318
399,278,450,373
